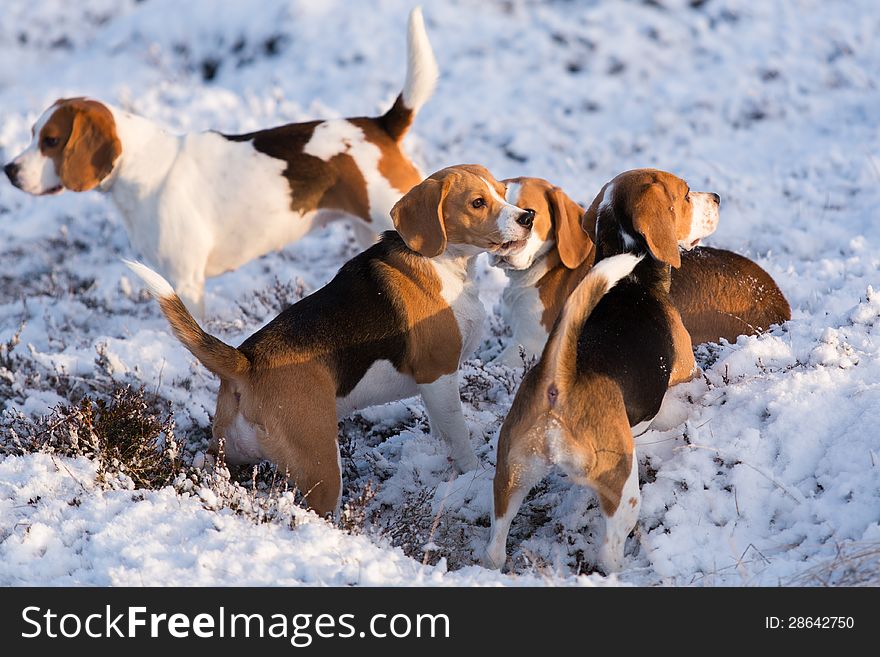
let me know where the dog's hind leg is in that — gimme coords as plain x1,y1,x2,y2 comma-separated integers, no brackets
550,414,640,574
595,448,640,574
485,422,552,570
261,371,343,517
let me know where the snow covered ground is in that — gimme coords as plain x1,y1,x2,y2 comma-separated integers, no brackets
1,0,879,586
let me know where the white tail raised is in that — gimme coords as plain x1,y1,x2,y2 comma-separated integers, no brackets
545,253,644,392
402,7,438,114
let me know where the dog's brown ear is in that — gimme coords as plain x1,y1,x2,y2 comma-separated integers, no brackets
631,183,681,268
58,100,121,192
391,175,453,257
549,187,591,269
581,182,609,244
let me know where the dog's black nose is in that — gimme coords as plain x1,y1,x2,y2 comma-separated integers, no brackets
711,193,721,205
516,209,535,228
4,162,19,183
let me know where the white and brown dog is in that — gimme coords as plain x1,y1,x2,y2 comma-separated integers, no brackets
127,164,535,515
493,177,790,366
5,8,438,318
485,169,719,573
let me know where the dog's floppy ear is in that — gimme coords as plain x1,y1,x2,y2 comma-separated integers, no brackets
548,187,591,269
630,182,681,268
581,182,608,244
391,175,453,257
58,100,121,192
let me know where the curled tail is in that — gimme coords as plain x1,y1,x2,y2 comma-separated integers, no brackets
124,261,250,380
379,6,438,141
545,253,643,395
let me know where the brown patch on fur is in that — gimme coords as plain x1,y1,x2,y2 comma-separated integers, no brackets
664,302,698,386
43,98,121,192
673,247,792,344
318,152,371,220
629,497,638,508
228,121,337,215
375,249,462,383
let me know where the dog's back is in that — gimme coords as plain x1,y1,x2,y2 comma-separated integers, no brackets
575,271,674,427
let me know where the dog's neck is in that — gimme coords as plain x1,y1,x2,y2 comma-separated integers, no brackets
597,243,672,294
433,244,479,283
99,106,182,209
504,245,558,288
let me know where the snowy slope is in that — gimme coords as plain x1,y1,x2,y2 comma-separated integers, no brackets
1,0,879,586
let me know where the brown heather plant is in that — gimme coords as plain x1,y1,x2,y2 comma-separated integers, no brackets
1,385,180,489
788,542,880,587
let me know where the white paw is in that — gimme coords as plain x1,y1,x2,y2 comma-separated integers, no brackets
453,452,480,474
495,347,522,368
598,540,625,574
482,544,506,570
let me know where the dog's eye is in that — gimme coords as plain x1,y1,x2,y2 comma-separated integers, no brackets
685,192,690,202
42,136,59,148
472,197,486,209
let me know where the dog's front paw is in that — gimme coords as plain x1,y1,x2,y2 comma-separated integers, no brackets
452,452,480,474
597,540,625,575
481,546,506,571
493,346,524,368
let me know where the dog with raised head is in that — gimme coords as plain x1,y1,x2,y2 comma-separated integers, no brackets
128,164,535,515
485,169,719,573
5,8,438,318
493,177,790,366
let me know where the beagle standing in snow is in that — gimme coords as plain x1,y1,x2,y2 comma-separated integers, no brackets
493,177,790,366
128,164,535,515
485,169,719,573
4,8,437,318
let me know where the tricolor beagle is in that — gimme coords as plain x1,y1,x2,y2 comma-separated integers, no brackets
485,169,719,573
127,164,535,516
493,177,790,366
5,8,438,319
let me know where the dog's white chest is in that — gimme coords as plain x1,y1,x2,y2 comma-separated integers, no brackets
431,258,486,361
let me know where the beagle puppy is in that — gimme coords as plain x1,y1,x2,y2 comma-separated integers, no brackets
485,169,719,573
127,164,535,516
5,8,437,319
493,177,790,366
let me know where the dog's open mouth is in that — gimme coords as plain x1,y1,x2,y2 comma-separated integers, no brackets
40,185,63,196
491,239,528,256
